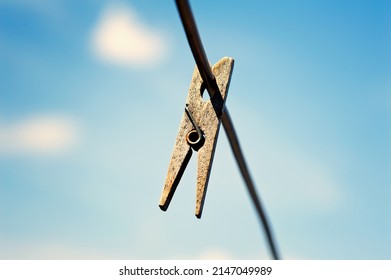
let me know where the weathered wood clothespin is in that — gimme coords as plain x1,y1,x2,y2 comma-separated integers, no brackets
159,57,234,218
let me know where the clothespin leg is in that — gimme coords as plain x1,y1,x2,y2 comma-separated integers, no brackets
194,57,235,218
159,115,193,211
195,123,221,218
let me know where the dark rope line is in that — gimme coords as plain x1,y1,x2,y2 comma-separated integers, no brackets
175,0,280,260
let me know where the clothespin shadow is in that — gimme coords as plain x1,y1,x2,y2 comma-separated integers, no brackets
159,57,234,218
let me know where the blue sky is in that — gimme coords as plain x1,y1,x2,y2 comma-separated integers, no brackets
0,0,390,259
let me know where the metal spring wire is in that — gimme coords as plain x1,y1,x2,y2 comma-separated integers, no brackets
175,0,281,260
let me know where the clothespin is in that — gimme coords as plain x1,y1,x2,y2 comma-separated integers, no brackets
159,57,234,218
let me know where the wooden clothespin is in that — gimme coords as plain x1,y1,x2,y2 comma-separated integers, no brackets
159,57,234,218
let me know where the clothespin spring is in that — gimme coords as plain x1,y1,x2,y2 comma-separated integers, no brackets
185,106,205,151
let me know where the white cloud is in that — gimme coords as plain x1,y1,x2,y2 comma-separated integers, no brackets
91,4,168,66
169,248,237,260
195,248,234,260
0,115,80,155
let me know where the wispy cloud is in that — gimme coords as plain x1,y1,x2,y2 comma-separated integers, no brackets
0,114,80,156
216,107,345,214
0,239,126,259
91,4,168,67
262,149,343,212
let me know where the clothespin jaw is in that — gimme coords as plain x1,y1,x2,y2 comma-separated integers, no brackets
159,57,234,218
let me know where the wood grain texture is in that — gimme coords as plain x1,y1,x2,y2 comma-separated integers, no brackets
159,57,234,218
